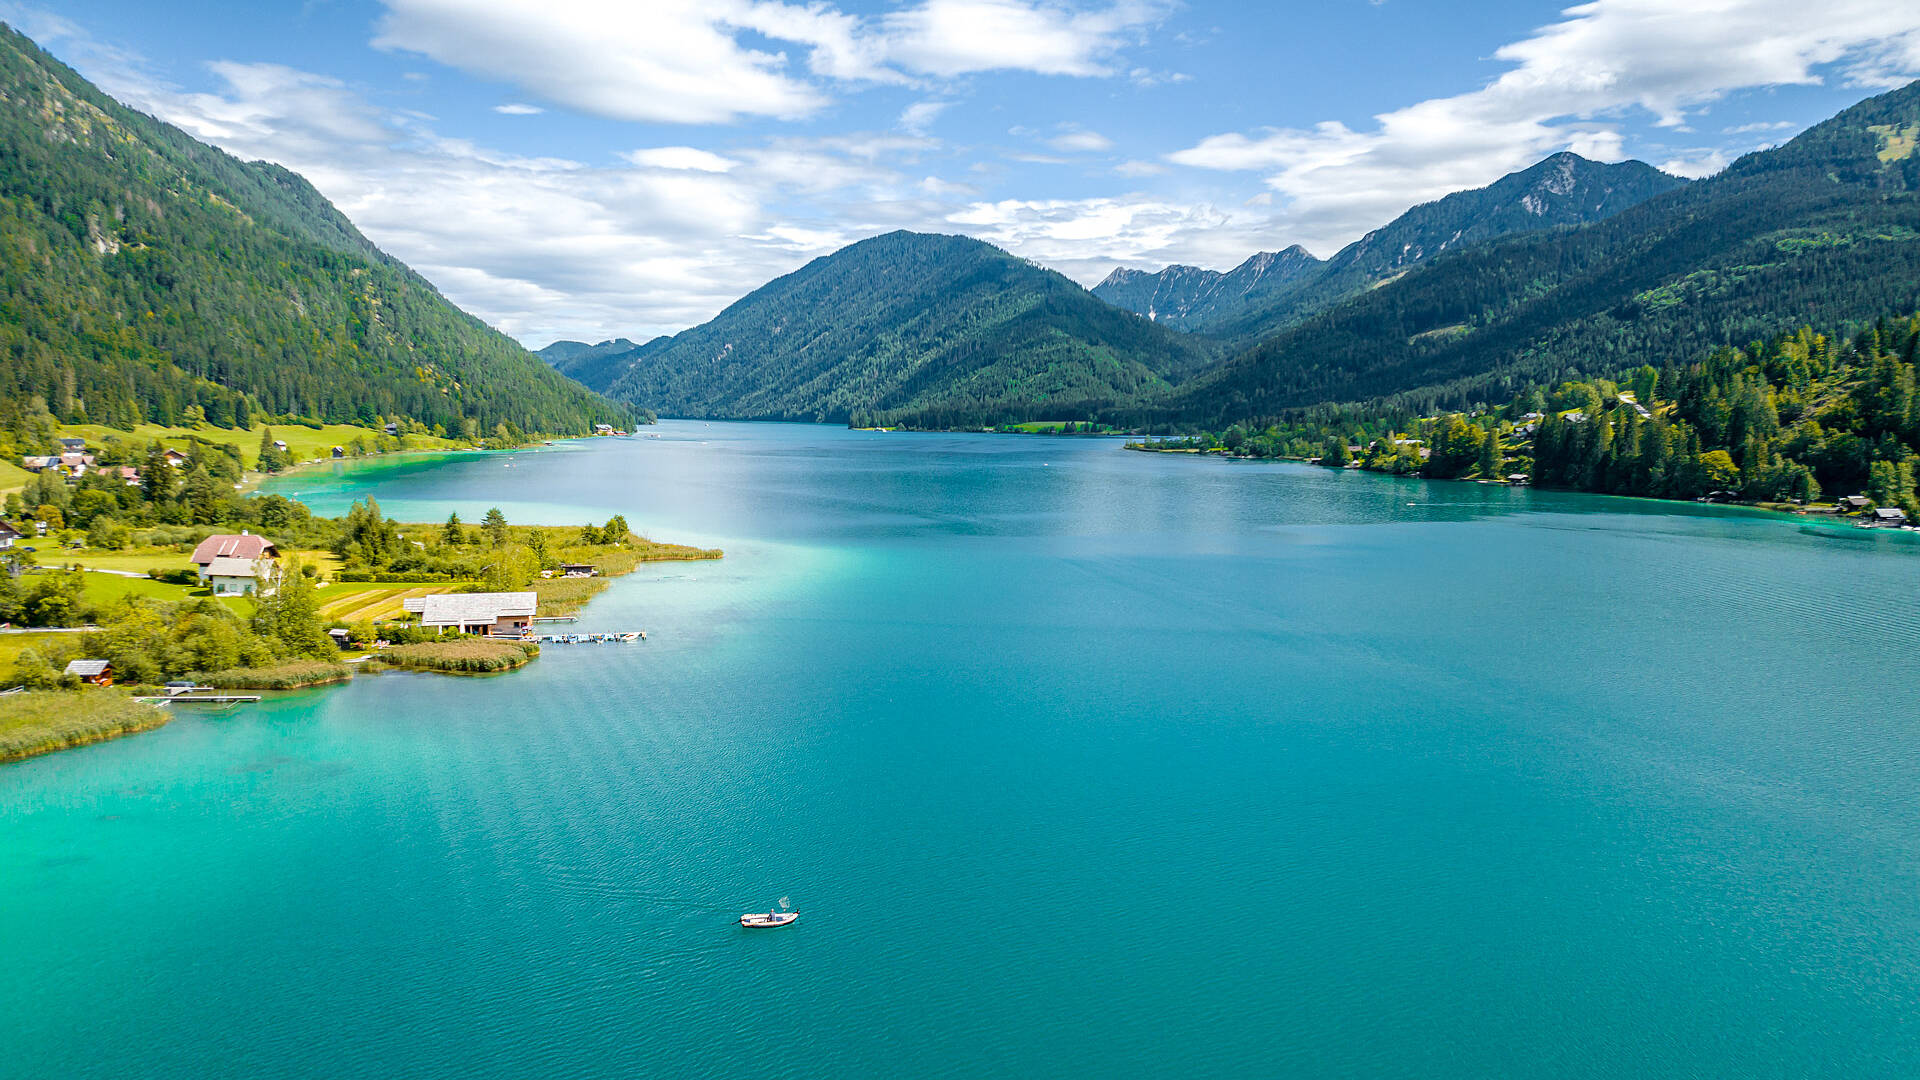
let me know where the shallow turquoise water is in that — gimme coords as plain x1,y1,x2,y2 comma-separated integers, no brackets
6,422,1920,1077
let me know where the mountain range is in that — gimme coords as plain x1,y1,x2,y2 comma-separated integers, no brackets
1092,153,1686,341
555,80,1919,433
541,231,1217,427
0,23,630,438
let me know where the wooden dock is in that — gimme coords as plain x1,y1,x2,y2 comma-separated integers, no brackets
133,694,263,705
530,631,645,644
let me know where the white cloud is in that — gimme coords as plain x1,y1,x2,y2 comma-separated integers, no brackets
1169,0,1920,254
1048,129,1114,152
947,195,1286,284
899,100,951,135
882,0,1169,78
493,103,543,115
370,0,1169,124
1657,149,1732,178
624,147,741,173
1113,159,1166,176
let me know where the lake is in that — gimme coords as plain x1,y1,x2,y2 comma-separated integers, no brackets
5,421,1919,1077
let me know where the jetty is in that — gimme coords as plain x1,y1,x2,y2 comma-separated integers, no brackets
529,631,645,644
132,694,263,705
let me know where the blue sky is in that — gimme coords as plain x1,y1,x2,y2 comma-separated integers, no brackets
11,0,1920,346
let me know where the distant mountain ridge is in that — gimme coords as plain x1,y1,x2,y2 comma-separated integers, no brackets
1092,246,1321,331
1159,80,1920,424
1094,153,1687,340
562,231,1219,428
0,23,630,436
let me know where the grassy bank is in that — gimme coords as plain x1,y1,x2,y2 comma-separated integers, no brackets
0,691,170,764
54,421,468,470
377,639,538,674
195,660,353,690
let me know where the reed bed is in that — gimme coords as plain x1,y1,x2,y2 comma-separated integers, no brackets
0,691,170,763
379,639,539,674
196,661,354,690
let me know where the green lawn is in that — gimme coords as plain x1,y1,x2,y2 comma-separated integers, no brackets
52,422,469,470
0,631,77,673
0,458,31,496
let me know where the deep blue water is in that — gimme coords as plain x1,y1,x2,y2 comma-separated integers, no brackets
5,421,1920,1077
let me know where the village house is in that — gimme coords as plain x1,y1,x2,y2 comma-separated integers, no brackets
331,445,345,458
163,448,189,466
115,466,141,486
403,592,537,636
594,424,615,436
273,439,288,452
189,532,280,595
1837,495,1872,513
63,659,113,686
0,520,20,548
58,437,85,452
1870,507,1909,527
19,455,53,472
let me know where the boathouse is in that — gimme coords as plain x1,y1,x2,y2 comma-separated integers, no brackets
64,659,113,686
559,563,597,577
403,592,538,636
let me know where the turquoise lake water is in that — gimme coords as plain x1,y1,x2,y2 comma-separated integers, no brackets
5,421,1920,1077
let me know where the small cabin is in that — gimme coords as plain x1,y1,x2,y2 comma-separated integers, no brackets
0,521,19,548
594,424,615,436
1507,473,1531,485
64,659,113,687
559,563,598,578
58,437,86,452
331,445,345,458
163,448,189,466
1871,507,1909,527
273,440,288,452
1837,495,1871,512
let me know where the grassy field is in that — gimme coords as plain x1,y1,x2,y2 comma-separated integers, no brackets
0,631,81,673
0,690,169,763
52,422,469,470
78,572,211,609
0,458,31,496
378,639,538,673
316,583,463,622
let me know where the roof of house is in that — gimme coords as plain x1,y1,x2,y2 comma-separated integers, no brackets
1872,507,1907,519
1841,495,1871,506
58,437,85,448
0,521,20,539
64,659,110,677
404,591,539,625
190,533,278,564
204,556,263,578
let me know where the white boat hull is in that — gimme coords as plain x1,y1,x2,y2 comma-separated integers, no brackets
739,912,798,928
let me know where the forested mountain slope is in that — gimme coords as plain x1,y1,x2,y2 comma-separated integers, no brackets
576,231,1218,427
1094,154,1683,341
1091,246,1321,332
0,24,631,437
1161,81,1920,426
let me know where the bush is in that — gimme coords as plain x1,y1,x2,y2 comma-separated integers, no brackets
333,570,456,583
149,567,201,585
379,639,538,674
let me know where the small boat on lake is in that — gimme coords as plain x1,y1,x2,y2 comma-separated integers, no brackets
740,901,798,928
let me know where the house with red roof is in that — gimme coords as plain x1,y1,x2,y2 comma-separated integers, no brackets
189,532,280,595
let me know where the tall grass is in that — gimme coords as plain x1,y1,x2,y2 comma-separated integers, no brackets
0,691,169,763
195,661,353,690
379,639,539,674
